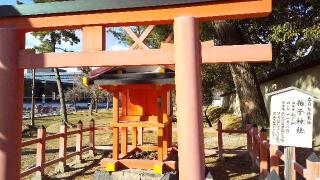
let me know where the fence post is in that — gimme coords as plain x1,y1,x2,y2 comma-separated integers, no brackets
306,152,320,179
89,119,95,157
76,120,83,163
56,122,68,173
246,122,252,159
284,146,296,180
35,126,46,178
270,145,280,175
217,120,223,160
259,129,268,178
251,124,258,169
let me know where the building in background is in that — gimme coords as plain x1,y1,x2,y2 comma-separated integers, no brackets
220,53,320,149
24,69,82,102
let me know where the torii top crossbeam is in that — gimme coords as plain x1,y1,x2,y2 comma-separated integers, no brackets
0,0,271,30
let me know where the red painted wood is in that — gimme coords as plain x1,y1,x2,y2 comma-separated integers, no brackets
270,145,280,175
35,127,46,176
259,131,268,178
89,119,95,156
58,124,67,168
76,121,83,162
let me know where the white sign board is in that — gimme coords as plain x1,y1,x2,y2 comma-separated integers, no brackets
269,88,314,148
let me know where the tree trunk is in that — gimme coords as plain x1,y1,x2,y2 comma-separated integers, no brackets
204,105,213,127
30,69,36,127
54,68,68,123
106,96,109,110
214,21,269,127
95,99,98,113
89,98,94,116
74,99,77,112
72,78,77,112
50,34,68,124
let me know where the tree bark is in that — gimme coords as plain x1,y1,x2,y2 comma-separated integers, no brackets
204,105,213,127
50,33,68,124
214,21,269,127
74,99,77,112
73,81,78,112
95,99,98,113
106,95,109,110
30,69,36,127
89,98,94,116
54,68,68,123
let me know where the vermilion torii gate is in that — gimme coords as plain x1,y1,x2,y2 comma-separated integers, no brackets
0,0,272,179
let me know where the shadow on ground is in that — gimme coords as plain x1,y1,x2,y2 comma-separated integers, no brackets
206,153,259,180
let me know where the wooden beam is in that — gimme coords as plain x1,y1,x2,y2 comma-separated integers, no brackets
124,25,154,50
202,43,272,63
19,49,174,68
119,115,170,122
157,92,164,161
112,121,169,128
121,127,128,156
19,44,272,68
113,91,120,160
132,127,138,147
82,26,106,51
0,0,271,30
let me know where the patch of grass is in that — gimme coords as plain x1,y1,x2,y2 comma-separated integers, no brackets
202,106,242,129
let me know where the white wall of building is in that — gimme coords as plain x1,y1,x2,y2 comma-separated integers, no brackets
221,64,320,150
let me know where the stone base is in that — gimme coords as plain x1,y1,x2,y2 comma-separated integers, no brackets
94,169,178,180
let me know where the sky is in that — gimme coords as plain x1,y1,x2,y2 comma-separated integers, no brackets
0,0,33,5
0,0,128,72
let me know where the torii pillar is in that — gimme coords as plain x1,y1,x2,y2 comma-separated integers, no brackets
0,28,24,180
175,16,205,180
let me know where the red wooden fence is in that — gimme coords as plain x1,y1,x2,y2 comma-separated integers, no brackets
21,119,320,179
20,119,108,178
217,120,320,179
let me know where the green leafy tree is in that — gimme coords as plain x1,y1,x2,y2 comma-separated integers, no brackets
236,0,320,76
216,0,320,126
33,0,80,125
79,67,110,115
64,75,85,112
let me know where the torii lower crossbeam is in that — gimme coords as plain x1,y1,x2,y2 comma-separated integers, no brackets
19,44,271,68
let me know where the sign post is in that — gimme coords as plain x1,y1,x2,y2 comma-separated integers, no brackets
267,87,316,179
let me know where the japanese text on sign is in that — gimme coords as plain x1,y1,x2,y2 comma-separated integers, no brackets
269,89,313,148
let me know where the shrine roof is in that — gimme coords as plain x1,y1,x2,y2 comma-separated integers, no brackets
0,0,223,17
88,66,175,86
266,87,317,98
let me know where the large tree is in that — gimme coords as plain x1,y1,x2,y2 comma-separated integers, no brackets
33,0,79,125
236,0,320,76
213,21,269,127
219,0,320,126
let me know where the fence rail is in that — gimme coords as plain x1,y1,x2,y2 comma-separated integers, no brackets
20,119,111,178
217,120,320,179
